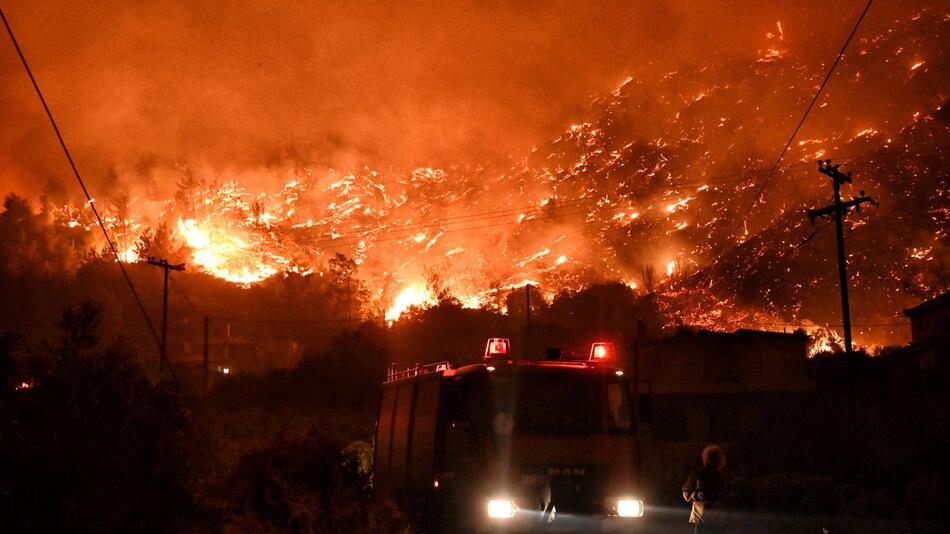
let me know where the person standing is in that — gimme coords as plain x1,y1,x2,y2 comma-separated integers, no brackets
682,445,728,533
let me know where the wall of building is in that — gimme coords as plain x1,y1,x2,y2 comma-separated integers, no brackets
908,296,950,344
632,328,812,395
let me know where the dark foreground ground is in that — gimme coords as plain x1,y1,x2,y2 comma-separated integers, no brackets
2,302,948,533
641,507,941,534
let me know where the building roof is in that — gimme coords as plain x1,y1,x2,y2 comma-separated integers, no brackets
877,337,943,361
658,327,808,341
903,292,950,317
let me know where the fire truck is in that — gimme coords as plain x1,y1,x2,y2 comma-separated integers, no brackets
374,338,646,532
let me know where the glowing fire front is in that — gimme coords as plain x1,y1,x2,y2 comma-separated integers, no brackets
385,285,436,323
177,218,279,284
43,7,946,350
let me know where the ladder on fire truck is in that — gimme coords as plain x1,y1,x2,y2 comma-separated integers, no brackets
385,361,453,383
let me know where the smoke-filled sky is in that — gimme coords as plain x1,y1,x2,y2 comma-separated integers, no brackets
0,0,946,351
0,0,916,200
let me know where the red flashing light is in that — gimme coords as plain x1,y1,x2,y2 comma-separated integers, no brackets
589,342,613,361
485,338,511,358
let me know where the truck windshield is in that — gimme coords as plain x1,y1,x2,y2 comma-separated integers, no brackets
490,371,631,435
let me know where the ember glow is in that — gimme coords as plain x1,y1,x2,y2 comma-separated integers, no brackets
386,285,436,323
177,218,279,285
5,2,948,349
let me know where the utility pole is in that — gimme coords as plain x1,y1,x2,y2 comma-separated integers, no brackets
807,160,878,356
523,284,533,359
525,284,532,332
203,315,210,393
346,277,352,322
147,257,186,371
224,322,231,364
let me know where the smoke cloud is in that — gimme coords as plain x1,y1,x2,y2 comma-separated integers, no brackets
0,0,914,200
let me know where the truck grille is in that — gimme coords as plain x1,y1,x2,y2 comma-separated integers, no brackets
520,464,606,515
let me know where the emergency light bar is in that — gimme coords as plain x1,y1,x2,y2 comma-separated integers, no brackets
589,342,614,361
484,338,511,358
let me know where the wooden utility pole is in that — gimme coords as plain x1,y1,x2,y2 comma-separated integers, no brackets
147,257,185,370
203,315,210,393
807,160,877,356
224,322,231,364
525,284,532,331
346,278,351,321
523,284,533,359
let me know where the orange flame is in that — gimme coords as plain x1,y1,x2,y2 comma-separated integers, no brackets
177,218,279,284
385,285,436,323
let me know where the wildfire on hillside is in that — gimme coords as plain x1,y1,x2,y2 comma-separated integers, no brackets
47,6,948,349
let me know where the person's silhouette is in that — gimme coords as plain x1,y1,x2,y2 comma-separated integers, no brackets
682,445,728,533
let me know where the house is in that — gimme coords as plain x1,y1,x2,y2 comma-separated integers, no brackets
634,328,812,395
905,292,950,344
631,328,813,444
876,293,950,390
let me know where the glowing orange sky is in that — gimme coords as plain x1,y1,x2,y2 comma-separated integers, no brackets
0,0,915,201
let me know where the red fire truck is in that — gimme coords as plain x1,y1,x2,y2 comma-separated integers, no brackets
374,338,646,532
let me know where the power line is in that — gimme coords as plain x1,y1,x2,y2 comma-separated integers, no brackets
217,303,903,330
764,0,875,194
304,195,587,235
108,146,932,309
301,197,598,248
209,314,385,325
711,0,875,264
302,176,730,246
722,319,904,328
177,284,907,330
166,145,940,309
161,149,938,303
531,286,904,329
297,146,931,252
168,276,201,314
295,167,753,248
168,275,379,325
308,163,894,253
314,206,595,251
303,166,808,250
0,8,176,382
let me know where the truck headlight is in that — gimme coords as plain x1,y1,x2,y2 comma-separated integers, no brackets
617,498,644,518
487,499,517,519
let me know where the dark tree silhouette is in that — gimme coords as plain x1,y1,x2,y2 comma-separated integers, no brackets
0,302,198,533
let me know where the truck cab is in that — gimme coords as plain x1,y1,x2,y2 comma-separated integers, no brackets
375,339,645,532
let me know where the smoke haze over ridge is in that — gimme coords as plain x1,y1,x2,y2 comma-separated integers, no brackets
0,0,918,199
0,0,946,352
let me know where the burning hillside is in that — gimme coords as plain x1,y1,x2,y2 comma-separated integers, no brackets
38,6,950,348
